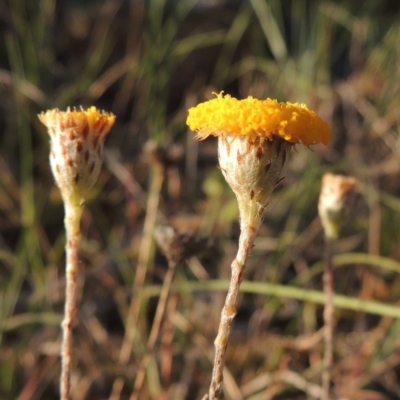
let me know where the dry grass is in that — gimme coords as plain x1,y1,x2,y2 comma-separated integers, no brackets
1,0,400,399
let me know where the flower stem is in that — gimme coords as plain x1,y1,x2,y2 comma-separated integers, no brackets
209,223,258,400
60,202,83,400
322,238,334,400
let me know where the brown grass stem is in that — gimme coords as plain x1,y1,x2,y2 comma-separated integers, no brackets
60,202,83,400
109,164,164,400
322,238,335,400
208,224,257,400
130,260,177,400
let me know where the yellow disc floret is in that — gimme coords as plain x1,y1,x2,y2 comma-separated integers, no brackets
186,92,330,146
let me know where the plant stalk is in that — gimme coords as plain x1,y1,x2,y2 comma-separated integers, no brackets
322,238,334,400
208,223,257,400
60,202,83,400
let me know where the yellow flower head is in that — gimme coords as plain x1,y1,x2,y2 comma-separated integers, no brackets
186,92,330,146
39,106,116,206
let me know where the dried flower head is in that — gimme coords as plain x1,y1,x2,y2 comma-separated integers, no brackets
39,107,116,207
187,92,330,146
154,225,211,265
318,173,358,240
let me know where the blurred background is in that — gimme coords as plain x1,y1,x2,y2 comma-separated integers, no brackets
1,0,400,399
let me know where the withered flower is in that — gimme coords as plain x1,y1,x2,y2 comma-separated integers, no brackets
39,106,115,207
318,173,358,240
39,106,115,400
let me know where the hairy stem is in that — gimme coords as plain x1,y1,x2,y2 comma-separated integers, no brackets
60,202,83,400
208,224,257,400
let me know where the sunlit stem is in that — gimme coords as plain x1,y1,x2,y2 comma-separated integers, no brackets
208,199,262,400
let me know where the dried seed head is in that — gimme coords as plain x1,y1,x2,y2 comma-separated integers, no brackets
218,135,292,227
143,140,184,168
318,173,358,240
154,225,211,265
38,107,116,207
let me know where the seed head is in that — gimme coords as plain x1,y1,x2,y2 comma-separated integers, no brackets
39,106,116,207
318,173,358,240
154,225,211,265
